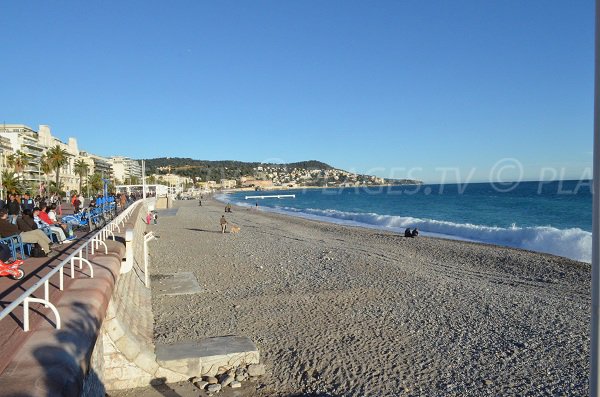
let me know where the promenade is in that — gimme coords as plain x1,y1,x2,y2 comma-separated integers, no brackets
0,204,132,397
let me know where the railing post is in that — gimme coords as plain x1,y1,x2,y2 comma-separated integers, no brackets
121,229,134,274
143,232,155,288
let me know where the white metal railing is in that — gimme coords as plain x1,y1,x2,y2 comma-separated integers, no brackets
0,199,145,331
143,231,156,287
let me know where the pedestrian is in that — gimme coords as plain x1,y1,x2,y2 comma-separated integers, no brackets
153,212,158,224
146,212,152,224
199,199,202,206
7,194,20,225
220,215,227,233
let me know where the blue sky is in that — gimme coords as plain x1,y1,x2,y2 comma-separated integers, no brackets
0,1,594,183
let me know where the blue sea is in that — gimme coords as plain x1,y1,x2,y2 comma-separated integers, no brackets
216,180,593,263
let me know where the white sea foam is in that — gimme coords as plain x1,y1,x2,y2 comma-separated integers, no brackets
214,194,592,263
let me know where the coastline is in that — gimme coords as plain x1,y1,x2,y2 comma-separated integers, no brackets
215,190,592,264
141,197,589,396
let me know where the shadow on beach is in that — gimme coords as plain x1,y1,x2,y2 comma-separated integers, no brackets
185,228,222,234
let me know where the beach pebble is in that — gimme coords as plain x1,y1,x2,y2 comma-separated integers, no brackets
207,383,222,393
231,381,242,388
194,380,208,390
247,364,266,377
235,374,246,382
204,376,218,384
220,374,234,387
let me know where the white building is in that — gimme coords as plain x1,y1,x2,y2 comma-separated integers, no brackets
111,156,142,183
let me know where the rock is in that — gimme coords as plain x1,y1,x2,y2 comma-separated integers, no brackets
247,364,266,377
216,366,229,375
194,381,208,390
231,381,242,388
207,383,222,393
484,379,494,386
235,374,246,382
205,376,218,384
220,374,234,387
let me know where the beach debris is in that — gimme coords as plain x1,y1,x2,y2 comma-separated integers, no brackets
192,363,265,392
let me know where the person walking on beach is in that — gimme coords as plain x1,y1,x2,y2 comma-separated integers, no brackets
220,215,227,233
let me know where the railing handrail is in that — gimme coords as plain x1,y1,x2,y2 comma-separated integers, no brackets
0,199,145,327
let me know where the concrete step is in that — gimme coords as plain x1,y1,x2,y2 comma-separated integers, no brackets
155,336,259,377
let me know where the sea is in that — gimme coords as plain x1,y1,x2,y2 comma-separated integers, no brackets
216,180,593,263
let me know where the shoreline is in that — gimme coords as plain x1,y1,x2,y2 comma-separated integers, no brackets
138,197,589,396
214,191,592,264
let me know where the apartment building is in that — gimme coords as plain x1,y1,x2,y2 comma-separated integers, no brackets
111,156,142,183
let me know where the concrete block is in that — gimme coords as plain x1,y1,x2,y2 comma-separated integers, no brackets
153,366,188,383
155,336,259,377
115,334,141,360
106,318,126,341
134,349,159,375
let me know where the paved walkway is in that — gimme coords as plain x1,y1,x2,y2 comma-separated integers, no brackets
0,204,128,390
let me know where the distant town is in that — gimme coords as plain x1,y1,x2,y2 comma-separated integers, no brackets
0,124,421,198
148,158,422,193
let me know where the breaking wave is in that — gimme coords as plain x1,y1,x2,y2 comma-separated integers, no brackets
215,194,591,263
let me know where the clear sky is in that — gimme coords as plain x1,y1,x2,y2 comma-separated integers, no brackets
1,1,594,183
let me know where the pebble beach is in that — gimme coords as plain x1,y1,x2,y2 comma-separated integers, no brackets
142,198,590,396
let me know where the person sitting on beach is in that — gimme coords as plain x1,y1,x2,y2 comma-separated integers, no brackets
405,228,413,237
411,228,419,237
220,215,228,233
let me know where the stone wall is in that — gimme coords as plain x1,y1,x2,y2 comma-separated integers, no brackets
85,201,187,393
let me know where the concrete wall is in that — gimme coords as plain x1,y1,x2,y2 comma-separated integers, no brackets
84,202,187,393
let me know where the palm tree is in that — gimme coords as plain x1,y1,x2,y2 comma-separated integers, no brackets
74,159,89,195
6,150,30,186
87,173,104,194
1,170,19,196
45,145,69,192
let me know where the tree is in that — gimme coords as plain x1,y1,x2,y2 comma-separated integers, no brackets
1,170,19,196
87,173,104,194
74,159,89,195
46,145,69,191
6,150,30,186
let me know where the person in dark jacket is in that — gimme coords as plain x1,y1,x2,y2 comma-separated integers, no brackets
7,194,20,224
404,228,412,237
17,209,38,232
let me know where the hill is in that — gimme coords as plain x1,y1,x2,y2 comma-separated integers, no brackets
138,157,422,186
140,158,334,180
